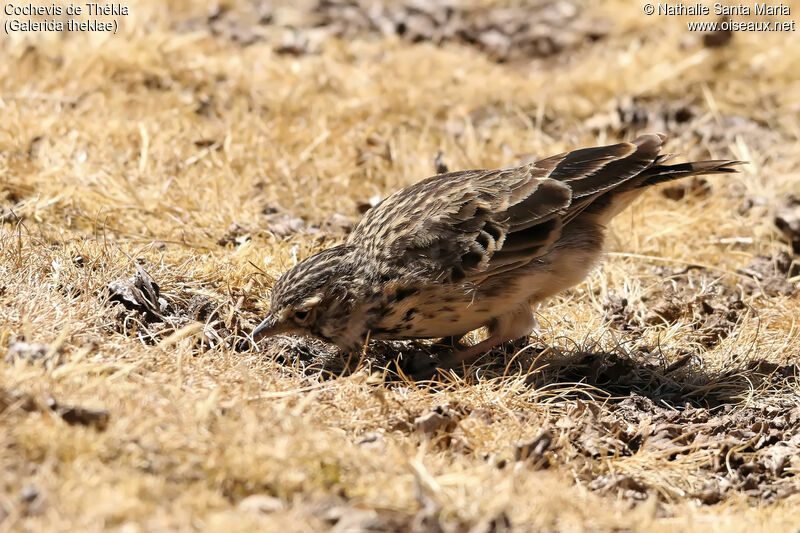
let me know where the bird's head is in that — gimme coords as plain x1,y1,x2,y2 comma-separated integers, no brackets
252,245,361,346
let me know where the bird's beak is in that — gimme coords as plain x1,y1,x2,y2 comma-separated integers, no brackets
251,315,292,342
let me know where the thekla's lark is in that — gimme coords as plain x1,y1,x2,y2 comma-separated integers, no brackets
253,133,741,374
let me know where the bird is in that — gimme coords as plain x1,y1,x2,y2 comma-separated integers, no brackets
252,133,742,376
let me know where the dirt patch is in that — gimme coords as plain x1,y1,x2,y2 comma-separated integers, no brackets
738,252,798,298
173,3,273,46
310,0,608,62
586,98,784,158
173,1,607,62
605,257,796,350
587,98,698,139
604,265,748,349
569,395,800,505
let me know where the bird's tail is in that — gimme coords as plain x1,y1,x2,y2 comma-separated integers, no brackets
583,155,744,225
636,159,744,188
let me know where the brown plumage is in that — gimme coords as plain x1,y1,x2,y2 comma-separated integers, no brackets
253,133,742,376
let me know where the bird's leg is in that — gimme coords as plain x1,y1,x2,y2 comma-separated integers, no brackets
436,333,509,367
406,304,538,379
406,334,518,380
433,334,468,349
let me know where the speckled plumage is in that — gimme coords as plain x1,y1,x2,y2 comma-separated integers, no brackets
253,133,741,373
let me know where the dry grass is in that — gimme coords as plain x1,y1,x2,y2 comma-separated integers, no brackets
1,0,800,530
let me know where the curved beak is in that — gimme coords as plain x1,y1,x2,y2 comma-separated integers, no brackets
251,315,292,342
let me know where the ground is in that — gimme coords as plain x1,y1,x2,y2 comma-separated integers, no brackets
1,1,800,531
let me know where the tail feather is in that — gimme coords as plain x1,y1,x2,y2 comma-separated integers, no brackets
637,160,745,188
575,154,744,225
551,133,746,226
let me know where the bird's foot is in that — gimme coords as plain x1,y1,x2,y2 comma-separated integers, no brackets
400,334,510,380
501,336,533,353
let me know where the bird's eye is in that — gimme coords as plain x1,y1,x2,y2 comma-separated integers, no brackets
294,310,309,322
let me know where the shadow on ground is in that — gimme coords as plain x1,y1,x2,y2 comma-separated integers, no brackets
259,333,798,408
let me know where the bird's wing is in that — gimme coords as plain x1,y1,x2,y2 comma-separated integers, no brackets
349,134,666,282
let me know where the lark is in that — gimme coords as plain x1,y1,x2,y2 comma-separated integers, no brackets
253,134,741,375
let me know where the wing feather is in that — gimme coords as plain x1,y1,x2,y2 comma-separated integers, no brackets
349,164,572,282
349,133,736,285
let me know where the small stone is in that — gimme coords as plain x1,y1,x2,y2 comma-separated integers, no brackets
238,494,285,514
19,485,39,503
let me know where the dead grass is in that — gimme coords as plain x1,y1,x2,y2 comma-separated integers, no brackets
1,0,800,530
